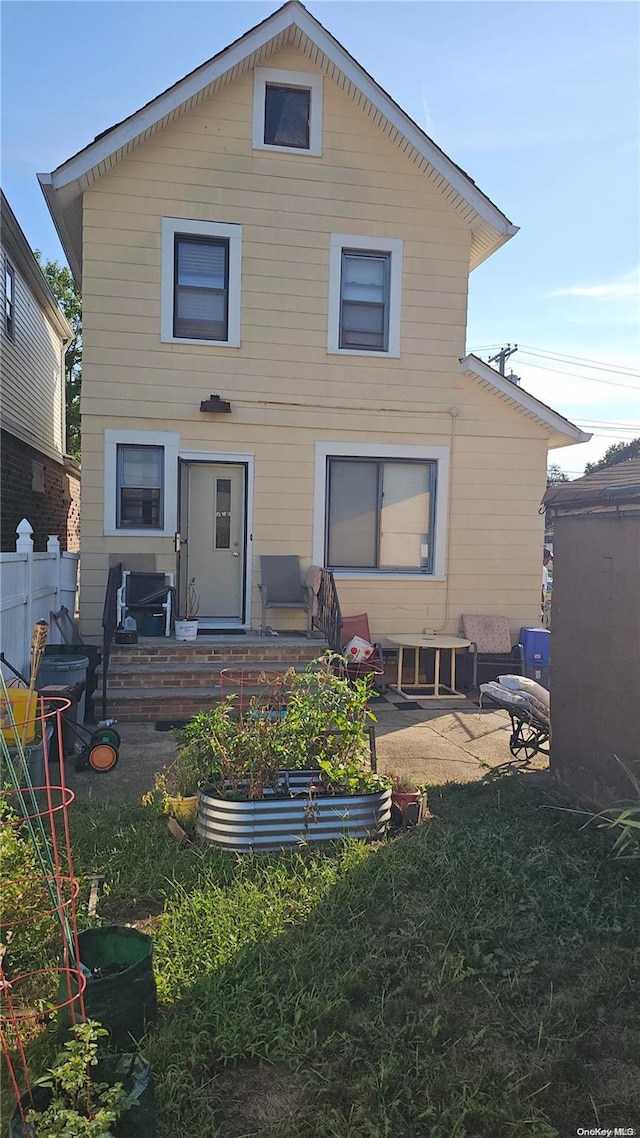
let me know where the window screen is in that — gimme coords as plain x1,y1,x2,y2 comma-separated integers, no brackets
264,84,311,148
340,252,389,351
174,236,228,340
117,445,164,529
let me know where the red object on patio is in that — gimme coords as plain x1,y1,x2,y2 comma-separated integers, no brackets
339,614,385,685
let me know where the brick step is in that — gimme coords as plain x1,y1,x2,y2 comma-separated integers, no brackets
101,686,241,724
108,640,327,666
101,661,314,689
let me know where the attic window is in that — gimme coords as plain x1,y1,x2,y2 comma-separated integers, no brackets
253,68,323,156
264,85,310,148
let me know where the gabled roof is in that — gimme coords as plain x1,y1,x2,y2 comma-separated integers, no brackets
38,0,518,282
460,355,591,450
1,190,73,341
542,457,640,509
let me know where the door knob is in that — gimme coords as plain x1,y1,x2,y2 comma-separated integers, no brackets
232,552,240,557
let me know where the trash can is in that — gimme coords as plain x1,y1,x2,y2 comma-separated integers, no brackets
43,643,101,720
37,655,89,726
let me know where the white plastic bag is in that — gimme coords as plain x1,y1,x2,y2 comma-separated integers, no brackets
343,635,375,663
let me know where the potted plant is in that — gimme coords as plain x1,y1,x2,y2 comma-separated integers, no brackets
11,1020,155,1137
182,659,393,850
143,738,205,823
390,772,421,814
174,578,199,641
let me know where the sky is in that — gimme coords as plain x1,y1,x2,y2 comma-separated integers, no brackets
2,0,639,476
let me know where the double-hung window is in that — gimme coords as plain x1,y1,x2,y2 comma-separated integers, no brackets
340,251,390,351
161,218,242,346
328,235,403,357
116,444,164,530
326,458,436,572
5,259,15,339
174,236,228,341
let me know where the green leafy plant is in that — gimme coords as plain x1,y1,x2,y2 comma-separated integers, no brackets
0,801,53,977
26,1020,134,1137
590,756,640,859
144,659,388,804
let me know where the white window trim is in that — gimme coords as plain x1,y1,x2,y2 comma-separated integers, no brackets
252,67,323,156
104,429,179,537
327,234,403,358
160,218,242,347
313,442,449,578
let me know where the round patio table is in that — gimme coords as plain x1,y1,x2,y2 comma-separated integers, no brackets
385,634,471,700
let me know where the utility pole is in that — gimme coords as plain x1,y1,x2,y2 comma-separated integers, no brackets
488,344,518,376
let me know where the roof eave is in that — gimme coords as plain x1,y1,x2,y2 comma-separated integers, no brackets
460,354,592,448
1,190,74,339
40,1,517,278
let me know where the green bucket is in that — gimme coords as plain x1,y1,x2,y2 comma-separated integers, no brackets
58,926,157,1049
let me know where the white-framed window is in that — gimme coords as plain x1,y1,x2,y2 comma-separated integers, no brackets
313,442,449,579
5,258,15,339
252,68,323,156
327,234,403,357
160,218,242,347
104,430,179,537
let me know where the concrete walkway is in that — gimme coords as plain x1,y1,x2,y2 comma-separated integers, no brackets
65,697,542,803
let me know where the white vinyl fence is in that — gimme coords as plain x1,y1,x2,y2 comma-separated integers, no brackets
0,519,80,679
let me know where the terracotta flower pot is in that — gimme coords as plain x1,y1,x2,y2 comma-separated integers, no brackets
391,790,419,814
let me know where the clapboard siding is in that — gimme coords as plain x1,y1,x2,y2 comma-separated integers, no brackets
0,251,65,461
79,42,549,636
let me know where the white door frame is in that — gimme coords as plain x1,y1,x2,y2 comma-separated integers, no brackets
179,450,254,630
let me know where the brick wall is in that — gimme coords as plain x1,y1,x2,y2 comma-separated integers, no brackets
1,429,81,552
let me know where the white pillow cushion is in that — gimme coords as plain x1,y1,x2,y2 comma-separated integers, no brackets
480,682,528,707
498,675,550,710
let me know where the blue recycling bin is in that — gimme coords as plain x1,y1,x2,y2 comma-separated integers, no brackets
519,628,551,666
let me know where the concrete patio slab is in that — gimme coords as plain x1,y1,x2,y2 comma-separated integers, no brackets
63,698,535,804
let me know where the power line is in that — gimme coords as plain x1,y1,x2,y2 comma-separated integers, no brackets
510,358,640,392
517,344,640,378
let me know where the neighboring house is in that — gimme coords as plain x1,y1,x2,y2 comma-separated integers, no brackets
39,0,589,638
542,460,640,803
1,191,80,552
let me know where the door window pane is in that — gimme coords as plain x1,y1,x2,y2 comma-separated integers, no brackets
327,460,378,568
264,85,310,148
340,252,389,350
174,237,228,340
214,478,231,549
117,445,163,529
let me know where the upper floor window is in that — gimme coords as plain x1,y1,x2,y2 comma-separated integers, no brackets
161,218,242,347
174,236,228,341
253,68,323,156
5,259,15,339
328,234,403,358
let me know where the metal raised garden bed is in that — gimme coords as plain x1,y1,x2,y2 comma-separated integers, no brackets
196,770,392,852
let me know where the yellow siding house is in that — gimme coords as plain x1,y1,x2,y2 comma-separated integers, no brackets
39,1,589,638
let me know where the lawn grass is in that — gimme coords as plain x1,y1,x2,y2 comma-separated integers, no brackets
35,776,640,1135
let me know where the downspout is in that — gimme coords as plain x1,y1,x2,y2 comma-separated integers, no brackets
430,406,458,634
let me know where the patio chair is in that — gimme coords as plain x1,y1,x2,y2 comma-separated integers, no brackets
460,615,524,690
258,556,313,636
339,613,385,689
116,570,174,637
